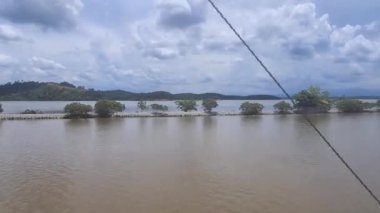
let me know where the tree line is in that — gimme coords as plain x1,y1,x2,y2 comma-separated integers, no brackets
0,81,278,101
1,86,379,118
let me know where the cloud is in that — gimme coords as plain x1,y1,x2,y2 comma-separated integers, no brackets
0,24,22,41
245,3,333,60
0,0,83,30
144,47,180,60
0,54,18,67
29,56,66,71
201,34,241,52
334,35,380,63
0,0,380,94
156,0,207,29
132,17,202,60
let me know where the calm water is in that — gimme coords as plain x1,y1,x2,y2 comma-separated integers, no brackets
0,100,285,113
0,114,379,213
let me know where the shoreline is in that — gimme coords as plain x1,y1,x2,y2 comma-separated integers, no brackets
0,110,379,120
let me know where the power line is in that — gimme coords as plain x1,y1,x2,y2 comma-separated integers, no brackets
206,0,380,206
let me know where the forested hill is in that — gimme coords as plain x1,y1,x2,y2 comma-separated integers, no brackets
0,81,280,101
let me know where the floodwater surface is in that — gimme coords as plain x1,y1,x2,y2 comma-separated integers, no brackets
0,114,379,213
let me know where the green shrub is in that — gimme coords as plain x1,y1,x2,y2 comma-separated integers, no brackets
273,101,293,114
137,100,148,111
293,86,332,113
94,100,125,117
175,100,197,112
239,102,264,115
202,99,218,113
150,104,169,111
64,103,93,118
362,102,376,110
21,109,43,114
335,99,365,113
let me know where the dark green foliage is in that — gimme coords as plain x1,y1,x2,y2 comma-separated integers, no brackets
273,101,293,114
335,99,365,113
0,103,3,113
362,102,376,110
0,82,87,101
175,100,197,112
0,81,279,101
293,86,332,113
150,104,169,111
94,100,125,117
21,109,43,114
137,100,148,111
59,82,76,88
202,99,218,113
375,100,380,112
64,103,93,118
239,102,264,115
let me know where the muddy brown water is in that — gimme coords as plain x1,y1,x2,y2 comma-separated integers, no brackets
0,113,379,213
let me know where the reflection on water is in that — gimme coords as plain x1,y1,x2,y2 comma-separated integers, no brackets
0,114,379,213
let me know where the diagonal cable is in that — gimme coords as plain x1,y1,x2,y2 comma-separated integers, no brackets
207,0,380,206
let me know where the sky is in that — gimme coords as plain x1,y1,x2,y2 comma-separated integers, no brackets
0,0,379,95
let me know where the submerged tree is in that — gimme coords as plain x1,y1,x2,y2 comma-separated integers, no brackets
175,100,197,112
293,86,332,113
273,101,293,114
95,100,125,117
150,104,169,111
137,100,148,111
0,103,3,113
362,102,376,110
21,109,43,114
377,100,380,110
202,99,218,113
239,102,264,115
64,103,93,118
335,99,365,113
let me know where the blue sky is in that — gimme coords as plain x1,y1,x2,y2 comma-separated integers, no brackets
0,0,379,95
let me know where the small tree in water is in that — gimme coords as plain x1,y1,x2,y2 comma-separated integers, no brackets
150,104,168,111
64,103,93,118
202,99,218,113
362,102,376,110
335,99,365,113
377,100,380,111
239,102,264,115
273,101,293,114
175,100,197,112
95,100,125,117
0,103,3,113
137,100,148,111
293,86,332,113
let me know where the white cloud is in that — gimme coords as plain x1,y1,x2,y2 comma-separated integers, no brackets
0,24,22,41
0,54,18,67
29,56,66,70
334,35,380,63
132,17,202,60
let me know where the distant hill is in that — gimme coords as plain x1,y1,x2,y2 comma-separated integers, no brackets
0,81,280,101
